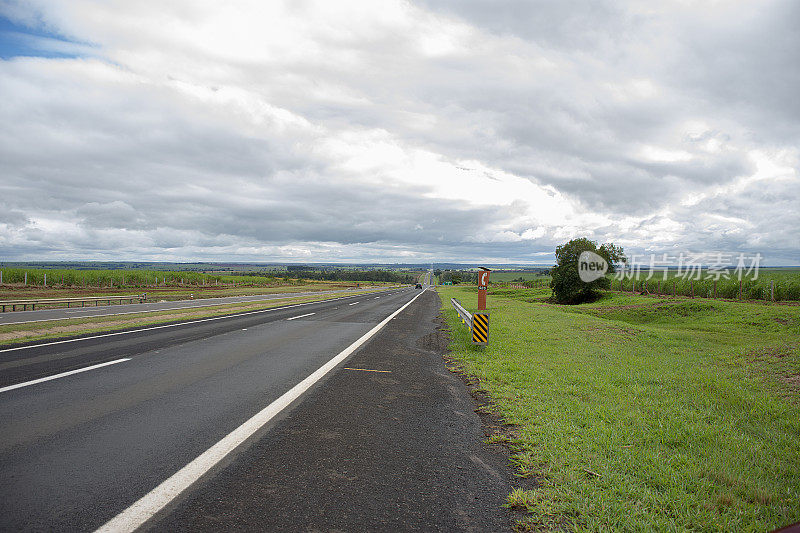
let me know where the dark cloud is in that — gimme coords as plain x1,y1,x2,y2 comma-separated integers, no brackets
0,1,797,264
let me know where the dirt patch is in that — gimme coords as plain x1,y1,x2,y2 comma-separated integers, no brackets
743,344,800,402
416,315,452,352
747,344,796,361
784,374,800,390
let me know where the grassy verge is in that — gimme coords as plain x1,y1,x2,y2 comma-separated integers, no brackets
438,286,800,531
0,289,381,348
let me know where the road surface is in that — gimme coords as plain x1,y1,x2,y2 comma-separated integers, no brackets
0,288,423,530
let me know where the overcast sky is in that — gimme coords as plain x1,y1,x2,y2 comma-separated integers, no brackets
1,1,798,265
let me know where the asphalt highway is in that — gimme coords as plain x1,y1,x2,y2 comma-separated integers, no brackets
0,286,390,326
154,287,515,532
0,287,423,531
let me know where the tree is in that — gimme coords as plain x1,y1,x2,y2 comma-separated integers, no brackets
549,238,625,304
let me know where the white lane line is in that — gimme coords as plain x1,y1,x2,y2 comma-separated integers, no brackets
374,297,380,299
0,292,387,355
95,288,427,533
348,302,359,306
0,358,131,394
286,312,315,321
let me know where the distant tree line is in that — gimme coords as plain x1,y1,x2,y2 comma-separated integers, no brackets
243,269,415,283
437,270,479,284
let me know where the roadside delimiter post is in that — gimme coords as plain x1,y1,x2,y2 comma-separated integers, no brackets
472,267,491,345
477,268,490,311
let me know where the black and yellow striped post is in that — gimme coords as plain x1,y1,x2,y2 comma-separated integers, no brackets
471,312,490,345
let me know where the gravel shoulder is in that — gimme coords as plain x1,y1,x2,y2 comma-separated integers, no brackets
150,289,520,532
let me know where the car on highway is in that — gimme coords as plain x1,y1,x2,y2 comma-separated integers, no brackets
415,283,422,289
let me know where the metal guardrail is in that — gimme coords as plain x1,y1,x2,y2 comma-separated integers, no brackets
0,294,147,312
451,297,472,328
451,297,490,346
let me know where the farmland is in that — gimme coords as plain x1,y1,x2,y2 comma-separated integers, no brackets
487,270,552,283
482,268,800,302
608,268,800,302
0,266,412,308
438,285,800,531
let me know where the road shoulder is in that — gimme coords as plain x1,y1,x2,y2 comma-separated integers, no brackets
151,289,520,531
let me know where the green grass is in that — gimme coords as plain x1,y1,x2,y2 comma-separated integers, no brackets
438,286,800,531
612,268,800,301
490,271,552,283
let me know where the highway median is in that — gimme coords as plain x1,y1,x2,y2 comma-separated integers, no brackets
0,289,386,349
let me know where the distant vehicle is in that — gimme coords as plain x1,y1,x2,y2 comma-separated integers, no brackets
415,283,423,289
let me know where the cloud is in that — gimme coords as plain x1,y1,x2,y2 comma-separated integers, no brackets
0,0,797,264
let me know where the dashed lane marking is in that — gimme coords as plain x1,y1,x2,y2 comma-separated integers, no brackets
0,358,131,394
286,313,315,321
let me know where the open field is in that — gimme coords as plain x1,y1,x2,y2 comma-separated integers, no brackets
0,289,381,347
611,268,800,302
438,286,800,531
0,267,246,288
0,268,402,310
0,267,407,290
489,271,552,283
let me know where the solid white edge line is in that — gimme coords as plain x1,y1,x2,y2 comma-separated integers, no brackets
286,312,315,321
0,289,393,354
348,302,359,306
0,358,131,394
95,289,426,533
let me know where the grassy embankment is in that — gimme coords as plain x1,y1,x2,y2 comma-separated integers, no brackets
0,288,384,347
488,268,800,302
438,285,800,531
